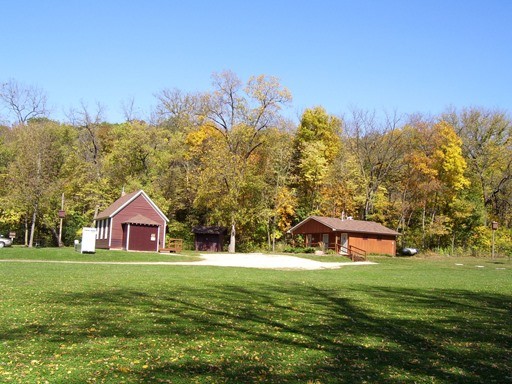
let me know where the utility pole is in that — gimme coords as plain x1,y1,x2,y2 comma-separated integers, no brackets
491,221,498,259
58,193,65,247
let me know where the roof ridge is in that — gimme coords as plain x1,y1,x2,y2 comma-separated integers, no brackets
95,190,168,222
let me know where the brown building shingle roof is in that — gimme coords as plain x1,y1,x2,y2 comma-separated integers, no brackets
192,226,228,235
289,216,400,236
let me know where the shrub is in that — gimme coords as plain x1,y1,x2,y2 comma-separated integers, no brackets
282,246,316,254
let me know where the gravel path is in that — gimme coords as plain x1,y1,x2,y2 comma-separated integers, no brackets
172,253,377,270
0,253,376,270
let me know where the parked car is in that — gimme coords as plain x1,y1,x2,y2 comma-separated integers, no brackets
0,235,12,248
400,247,418,256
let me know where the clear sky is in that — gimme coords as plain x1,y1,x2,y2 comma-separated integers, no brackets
1,0,511,123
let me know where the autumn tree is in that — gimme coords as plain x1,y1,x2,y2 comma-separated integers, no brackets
400,119,470,248
344,109,405,221
196,71,292,252
445,108,512,225
292,106,342,217
257,125,297,250
154,88,201,132
319,149,361,219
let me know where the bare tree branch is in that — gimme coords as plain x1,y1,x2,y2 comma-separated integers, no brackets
0,79,49,124
66,101,105,164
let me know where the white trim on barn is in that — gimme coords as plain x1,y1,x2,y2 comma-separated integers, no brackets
108,190,168,223
126,223,131,251
109,218,113,248
157,226,161,252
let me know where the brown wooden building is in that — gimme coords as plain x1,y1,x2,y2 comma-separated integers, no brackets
288,216,400,258
192,226,227,252
95,190,169,252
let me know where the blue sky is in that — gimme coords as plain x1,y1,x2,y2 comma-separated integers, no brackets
1,0,511,123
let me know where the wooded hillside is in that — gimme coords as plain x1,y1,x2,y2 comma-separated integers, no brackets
1,73,511,255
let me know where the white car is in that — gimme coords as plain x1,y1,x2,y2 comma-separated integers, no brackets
401,247,418,256
0,235,12,248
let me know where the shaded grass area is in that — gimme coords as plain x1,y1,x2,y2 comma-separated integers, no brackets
0,250,510,383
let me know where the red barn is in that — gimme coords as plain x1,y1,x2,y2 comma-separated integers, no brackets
288,216,400,258
95,190,169,252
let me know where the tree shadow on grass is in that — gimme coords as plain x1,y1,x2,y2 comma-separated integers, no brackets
3,283,511,383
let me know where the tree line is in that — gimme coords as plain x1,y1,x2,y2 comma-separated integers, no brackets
1,72,511,255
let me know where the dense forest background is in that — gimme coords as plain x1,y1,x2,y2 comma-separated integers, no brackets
1,72,511,256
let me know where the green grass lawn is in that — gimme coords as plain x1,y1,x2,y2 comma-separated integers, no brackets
0,246,202,262
0,248,510,383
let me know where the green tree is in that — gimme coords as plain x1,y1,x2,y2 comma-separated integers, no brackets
0,125,18,234
7,119,74,246
152,87,205,238
191,123,267,251
102,121,166,189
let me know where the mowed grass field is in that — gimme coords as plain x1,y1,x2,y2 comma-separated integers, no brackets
0,248,510,383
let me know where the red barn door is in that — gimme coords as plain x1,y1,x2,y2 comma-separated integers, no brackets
126,224,159,252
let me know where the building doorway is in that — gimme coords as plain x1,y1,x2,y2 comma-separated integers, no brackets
339,233,348,254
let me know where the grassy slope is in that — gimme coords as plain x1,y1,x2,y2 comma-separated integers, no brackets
0,248,510,383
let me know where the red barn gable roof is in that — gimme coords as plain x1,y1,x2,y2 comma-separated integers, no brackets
96,190,169,222
288,216,400,236
96,190,139,219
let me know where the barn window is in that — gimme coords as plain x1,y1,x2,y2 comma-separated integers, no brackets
105,220,109,239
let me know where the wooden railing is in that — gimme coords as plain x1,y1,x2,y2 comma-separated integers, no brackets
309,242,367,261
160,238,183,253
337,245,366,261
